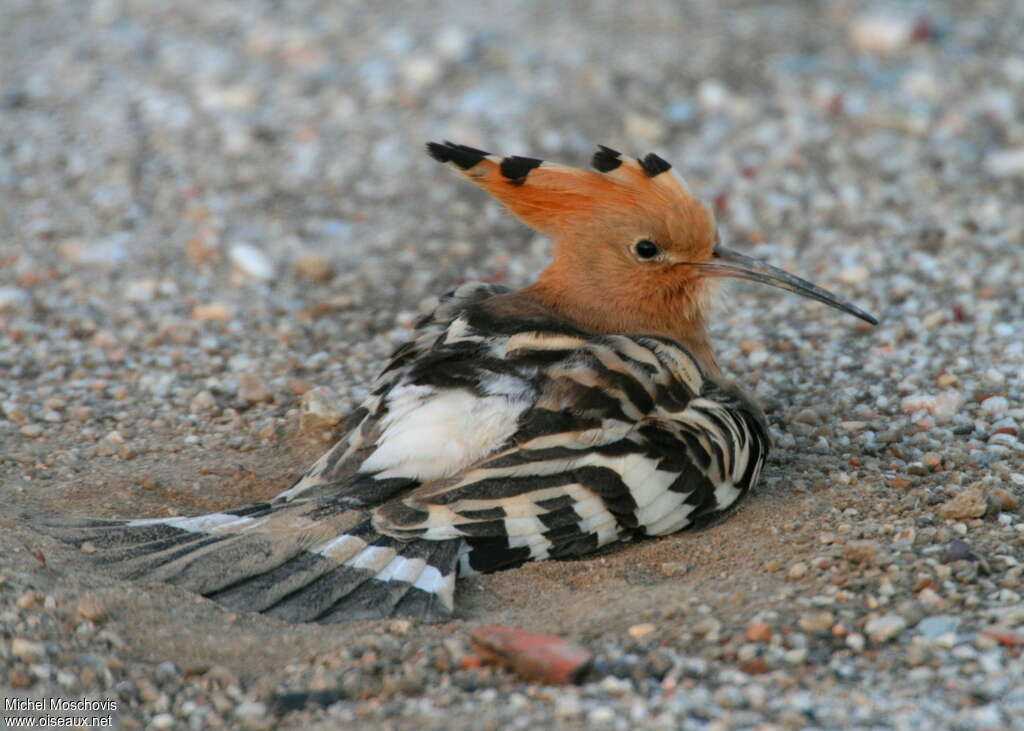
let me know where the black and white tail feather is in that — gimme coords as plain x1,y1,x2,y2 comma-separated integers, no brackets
38,282,769,623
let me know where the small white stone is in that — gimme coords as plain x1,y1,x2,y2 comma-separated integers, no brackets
865,613,907,643
588,707,616,724
435,26,470,61
931,392,962,423
229,243,275,281
0,287,29,312
848,13,917,54
401,56,442,89
989,433,1018,448
697,79,729,112
837,266,869,285
554,694,581,718
234,701,267,724
124,278,157,302
984,148,1024,177
984,368,1006,386
625,113,666,143
11,638,46,662
784,647,807,664
981,396,1009,416
150,713,175,730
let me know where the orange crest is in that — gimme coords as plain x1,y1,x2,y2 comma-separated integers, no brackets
426,141,716,260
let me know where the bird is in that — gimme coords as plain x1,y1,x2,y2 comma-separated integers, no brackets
38,141,877,623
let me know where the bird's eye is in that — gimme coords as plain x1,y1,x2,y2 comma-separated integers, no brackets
634,239,660,260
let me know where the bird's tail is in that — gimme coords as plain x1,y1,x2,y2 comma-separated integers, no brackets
36,500,460,623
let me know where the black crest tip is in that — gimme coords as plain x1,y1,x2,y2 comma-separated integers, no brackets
592,144,623,173
639,152,672,177
499,155,543,184
426,140,490,170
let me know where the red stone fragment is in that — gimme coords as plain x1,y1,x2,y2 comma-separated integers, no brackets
982,629,1024,647
470,625,592,685
739,658,769,675
745,622,773,643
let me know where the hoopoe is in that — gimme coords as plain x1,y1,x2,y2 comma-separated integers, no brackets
39,142,877,623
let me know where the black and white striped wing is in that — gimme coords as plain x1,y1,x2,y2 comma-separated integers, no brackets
274,282,512,504
372,334,770,575
38,294,768,623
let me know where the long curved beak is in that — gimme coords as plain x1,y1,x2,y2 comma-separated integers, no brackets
692,246,879,326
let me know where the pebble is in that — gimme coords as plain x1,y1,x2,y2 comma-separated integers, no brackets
230,243,276,281
190,390,217,414
11,638,46,662
235,701,269,727
124,278,158,302
76,594,108,624
470,625,593,685
837,266,869,285
980,396,1009,416
294,253,335,283
745,623,772,643
237,373,272,404
150,713,174,730
848,13,921,54
865,614,908,643
798,611,835,634
0,286,30,311
917,615,960,641
787,562,808,580
793,408,820,425
192,303,233,322
588,707,615,725
937,488,988,520
154,661,179,686
942,539,977,563
900,392,961,423
627,623,656,640
984,148,1024,177
299,387,346,433
988,488,1019,512
843,540,881,566
17,591,40,609
625,114,666,143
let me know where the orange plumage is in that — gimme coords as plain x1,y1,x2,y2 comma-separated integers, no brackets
428,142,725,372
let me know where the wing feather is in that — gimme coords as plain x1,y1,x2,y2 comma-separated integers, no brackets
372,334,768,572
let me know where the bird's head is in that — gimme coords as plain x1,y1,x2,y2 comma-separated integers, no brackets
428,141,876,372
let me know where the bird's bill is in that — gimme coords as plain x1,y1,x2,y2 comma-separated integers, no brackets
694,246,879,325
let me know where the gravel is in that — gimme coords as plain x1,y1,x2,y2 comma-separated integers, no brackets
2,0,1023,729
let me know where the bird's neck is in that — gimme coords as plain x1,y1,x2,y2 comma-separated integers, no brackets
521,266,722,378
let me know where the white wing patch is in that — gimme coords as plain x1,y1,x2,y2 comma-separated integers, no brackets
359,382,534,481
126,513,259,534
